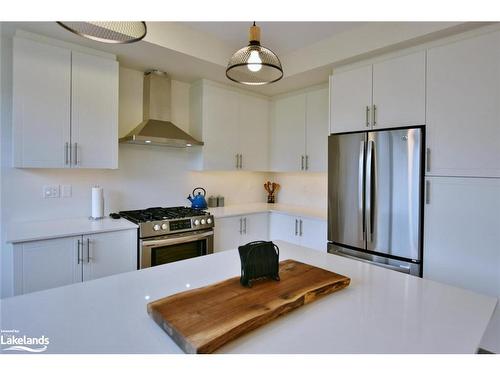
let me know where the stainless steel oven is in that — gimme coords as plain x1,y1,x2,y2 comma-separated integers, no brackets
140,229,214,269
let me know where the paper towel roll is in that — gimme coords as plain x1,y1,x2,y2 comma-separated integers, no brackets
91,186,104,219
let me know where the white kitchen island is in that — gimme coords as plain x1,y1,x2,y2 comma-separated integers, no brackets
0,241,497,354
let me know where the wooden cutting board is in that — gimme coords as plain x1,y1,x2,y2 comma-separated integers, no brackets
147,259,350,354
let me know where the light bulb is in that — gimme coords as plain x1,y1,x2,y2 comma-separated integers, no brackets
247,50,262,72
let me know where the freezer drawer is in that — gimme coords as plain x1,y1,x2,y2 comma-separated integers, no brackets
328,243,421,276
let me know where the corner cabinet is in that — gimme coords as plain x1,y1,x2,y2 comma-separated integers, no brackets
13,230,136,295
330,50,426,133
214,213,269,252
270,85,329,172
269,213,327,252
12,37,119,169
190,80,270,171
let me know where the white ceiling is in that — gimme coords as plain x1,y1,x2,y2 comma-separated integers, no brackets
3,21,481,96
182,22,365,56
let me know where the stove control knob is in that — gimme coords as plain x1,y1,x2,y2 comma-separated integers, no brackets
153,224,161,231
194,219,200,226
201,219,206,225
207,218,212,224
161,223,168,230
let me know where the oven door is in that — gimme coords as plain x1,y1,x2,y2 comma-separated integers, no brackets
140,230,214,269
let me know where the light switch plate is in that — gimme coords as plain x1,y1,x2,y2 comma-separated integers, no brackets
43,185,60,199
61,185,72,198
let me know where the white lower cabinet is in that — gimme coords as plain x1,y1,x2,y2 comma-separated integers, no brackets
82,231,137,281
269,213,327,252
214,213,269,252
13,230,136,295
423,177,500,297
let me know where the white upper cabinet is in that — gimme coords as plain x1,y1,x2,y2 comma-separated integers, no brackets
372,51,426,128
238,94,270,171
270,85,329,172
305,87,329,172
190,81,269,171
71,52,119,169
270,93,306,172
426,31,500,178
12,36,119,169
13,37,71,168
330,51,426,133
330,65,372,134
197,83,239,170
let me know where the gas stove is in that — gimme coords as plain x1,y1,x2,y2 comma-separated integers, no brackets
119,206,214,239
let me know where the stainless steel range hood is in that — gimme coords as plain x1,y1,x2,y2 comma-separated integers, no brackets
119,71,203,148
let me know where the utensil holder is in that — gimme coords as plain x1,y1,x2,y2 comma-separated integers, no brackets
267,195,275,204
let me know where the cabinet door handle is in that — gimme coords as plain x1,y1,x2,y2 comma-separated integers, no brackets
65,142,69,165
239,217,243,234
77,239,81,264
425,180,430,205
301,155,304,170
299,219,303,236
295,219,298,236
365,106,370,127
86,238,91,263
305,155,309,171
239,154,243,169
426,148,431,173
243,217,247,234
235,154,239,169
74,142,79,165
372,105,377,126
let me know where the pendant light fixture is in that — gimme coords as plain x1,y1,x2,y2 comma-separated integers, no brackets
226,22,283,85
57,22,147,44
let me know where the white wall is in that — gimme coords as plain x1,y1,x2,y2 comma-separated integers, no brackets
0,40,327,297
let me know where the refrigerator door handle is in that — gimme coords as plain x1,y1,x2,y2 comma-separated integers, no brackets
366,140,375,243
358,141,366,241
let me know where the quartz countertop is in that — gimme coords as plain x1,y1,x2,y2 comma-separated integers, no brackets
6,217,138,244
208,203,327,221
1,240,496,354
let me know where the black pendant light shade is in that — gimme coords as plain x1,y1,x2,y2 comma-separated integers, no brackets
226,23,283,85
57,22,147,44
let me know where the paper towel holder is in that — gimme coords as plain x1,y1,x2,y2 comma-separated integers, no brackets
89,185,105,221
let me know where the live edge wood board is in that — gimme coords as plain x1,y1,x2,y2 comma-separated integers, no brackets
147,259,351,354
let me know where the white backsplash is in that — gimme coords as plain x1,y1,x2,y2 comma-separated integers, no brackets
1,144,271,223
270,172,327,211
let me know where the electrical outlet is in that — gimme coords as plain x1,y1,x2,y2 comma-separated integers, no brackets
61,185,72,198
43,185,60,199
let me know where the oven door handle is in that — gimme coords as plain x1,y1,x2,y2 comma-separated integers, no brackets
142,230,214,248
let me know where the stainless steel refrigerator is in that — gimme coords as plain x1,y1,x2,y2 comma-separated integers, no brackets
328,127,424,276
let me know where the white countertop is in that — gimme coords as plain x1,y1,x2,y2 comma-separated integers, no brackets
208,203,327,221
6,217,138,243
1,241,496,354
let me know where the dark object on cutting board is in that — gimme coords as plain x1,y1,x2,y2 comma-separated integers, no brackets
238,241,280,287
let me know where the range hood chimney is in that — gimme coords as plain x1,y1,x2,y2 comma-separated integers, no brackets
119,70,203,147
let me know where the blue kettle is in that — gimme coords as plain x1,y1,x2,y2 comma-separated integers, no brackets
187,187,208,209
